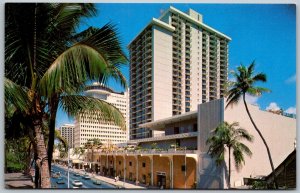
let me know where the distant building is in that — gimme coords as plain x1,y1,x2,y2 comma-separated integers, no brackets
60,124,75,148
267,109,283,115
129,6,231,140
74,82,129,147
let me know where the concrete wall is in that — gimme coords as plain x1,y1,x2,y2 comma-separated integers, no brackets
197,98,225,189
160,12,171,24
173,156,196,188
190,23,202,110
224,100,296,188
152,25,173,122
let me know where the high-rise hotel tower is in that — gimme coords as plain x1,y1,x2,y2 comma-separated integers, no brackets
129,6,231,140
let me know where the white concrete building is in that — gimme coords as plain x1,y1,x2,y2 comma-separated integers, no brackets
74,83,129,147
129,6,231,140
60,124,75,148
126,98,296,189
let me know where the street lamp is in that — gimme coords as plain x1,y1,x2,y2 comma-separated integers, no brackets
67,145,70,188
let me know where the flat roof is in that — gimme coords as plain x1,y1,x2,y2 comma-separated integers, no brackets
138,110,198,130
128,18,175,47
159,6,231,41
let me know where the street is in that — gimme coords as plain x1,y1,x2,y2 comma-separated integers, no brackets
51,165,116,189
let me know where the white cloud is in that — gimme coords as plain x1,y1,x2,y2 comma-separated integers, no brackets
266,102,281,111
245,93,259,105
285,74,296,84
285,107,296,114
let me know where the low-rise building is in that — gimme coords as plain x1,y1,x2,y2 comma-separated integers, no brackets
85,98,296,189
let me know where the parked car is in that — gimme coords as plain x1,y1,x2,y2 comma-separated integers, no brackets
56,177,65,184
74,173,80,177
82,175,90,180
72,180,83,186
93,179,101,185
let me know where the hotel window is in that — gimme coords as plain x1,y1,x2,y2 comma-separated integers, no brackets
129,162,132,166
119,161,121,165
142,162,146,167
181,165,186,172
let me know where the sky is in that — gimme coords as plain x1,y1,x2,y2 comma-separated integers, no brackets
55,3,296,128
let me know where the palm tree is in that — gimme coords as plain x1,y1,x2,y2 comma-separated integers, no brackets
206,122,253,188
5,3,127,188
73,147,80,158
226,61,277,188
85,138,102,171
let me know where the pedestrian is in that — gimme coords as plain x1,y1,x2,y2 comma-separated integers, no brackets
114,176,117,182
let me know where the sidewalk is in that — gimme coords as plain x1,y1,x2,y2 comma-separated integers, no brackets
55,164,152,189
5,173,34,189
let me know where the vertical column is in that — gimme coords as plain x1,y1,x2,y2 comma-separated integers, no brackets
123,155,126,187
114,155,116,177
151,157,154,186
136,155,139,183
169,156,174,189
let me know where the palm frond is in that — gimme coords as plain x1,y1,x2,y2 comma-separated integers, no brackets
55,129,68,149
252,73,267,82
39,23,128,98
247,87,270,96
5,78,31,112
60,95,126,130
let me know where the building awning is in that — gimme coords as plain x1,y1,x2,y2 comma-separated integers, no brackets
138,111,198,130
72,159,84,164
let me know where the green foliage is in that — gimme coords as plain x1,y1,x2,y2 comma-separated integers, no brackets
226,61,270,108
5,138,30,172
150,143,158,149
226,61,278,189
251,180,268,189
206,122,253,188
206,122,253,169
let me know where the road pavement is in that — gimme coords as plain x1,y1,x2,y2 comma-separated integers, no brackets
51,165,115,189
53,164,147,189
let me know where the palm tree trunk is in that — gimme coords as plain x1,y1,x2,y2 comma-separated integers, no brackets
228,146,231,189
243,94,278,189
34,121,51,188
92,148,94,172
47,96,59,171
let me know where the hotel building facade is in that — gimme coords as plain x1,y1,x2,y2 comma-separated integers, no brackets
81,6,296,189
74,83,129,147
86,99,296,189
129,6,231,140
59,124,75,148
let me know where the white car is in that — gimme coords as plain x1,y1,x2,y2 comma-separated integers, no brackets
72,180,83,187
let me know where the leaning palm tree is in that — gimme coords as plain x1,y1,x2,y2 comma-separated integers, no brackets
226,61,277,188
5,3,127,188
206,122,253,189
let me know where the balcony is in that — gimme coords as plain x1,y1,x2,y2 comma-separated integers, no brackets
129,131,198,144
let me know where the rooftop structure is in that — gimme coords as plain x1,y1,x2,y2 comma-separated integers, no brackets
74,83,129,147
